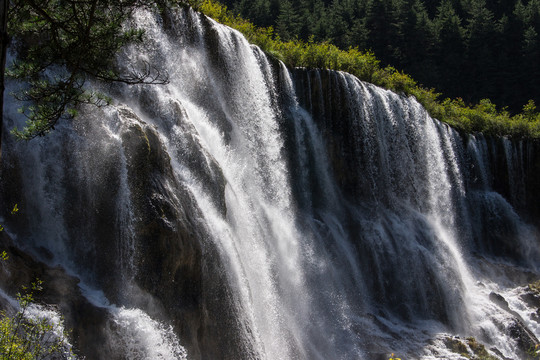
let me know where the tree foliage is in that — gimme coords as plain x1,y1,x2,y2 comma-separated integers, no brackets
6,0,170,140
0,279,75,359
218,0,540,116
5,0,540,138
191,0,540,138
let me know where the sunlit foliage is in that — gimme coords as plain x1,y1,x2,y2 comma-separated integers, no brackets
188,0,540,138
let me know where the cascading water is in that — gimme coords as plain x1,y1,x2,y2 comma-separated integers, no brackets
1,5,539,360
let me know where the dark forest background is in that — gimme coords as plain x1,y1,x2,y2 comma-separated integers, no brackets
219,0,540,114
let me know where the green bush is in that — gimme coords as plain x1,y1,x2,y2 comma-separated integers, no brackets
0,279,75,360
188,0,540,139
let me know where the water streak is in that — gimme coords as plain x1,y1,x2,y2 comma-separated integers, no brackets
1,6,539,360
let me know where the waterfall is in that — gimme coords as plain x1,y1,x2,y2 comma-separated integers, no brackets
1,6,539,360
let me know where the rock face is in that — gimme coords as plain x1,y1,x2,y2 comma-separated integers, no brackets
0,232,111,359
291,68,540,262
489,291,540,358
474,137,540,227
0,103,245,359
114,107,245,360
0,6,539,360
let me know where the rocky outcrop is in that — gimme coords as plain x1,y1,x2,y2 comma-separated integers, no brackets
0,103,251,359
113,106,248,360
291,68,540,263
0,231,111,359
489,291,539,358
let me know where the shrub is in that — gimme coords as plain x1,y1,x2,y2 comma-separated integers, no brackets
189,0,540,139
0,252,75,360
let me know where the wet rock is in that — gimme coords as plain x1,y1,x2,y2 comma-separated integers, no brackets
490,292,510,311
490,347,514,360
488,291,539,358
507,318,538,358
0,232,111,359
520,285,540,323
443,336,470,358
114,106,249,360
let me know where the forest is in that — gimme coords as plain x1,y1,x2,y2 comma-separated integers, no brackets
192,0,540,138
1,1,540,359
218,0,540,116
3,0,540,139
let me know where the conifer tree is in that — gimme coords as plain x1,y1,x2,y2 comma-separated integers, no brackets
400,0,436,84
463,0,497,102
276,0,301,40
5,0,169,142
222,0,540,114
365,0,393,61
0,0,8,158
433,0,465,99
